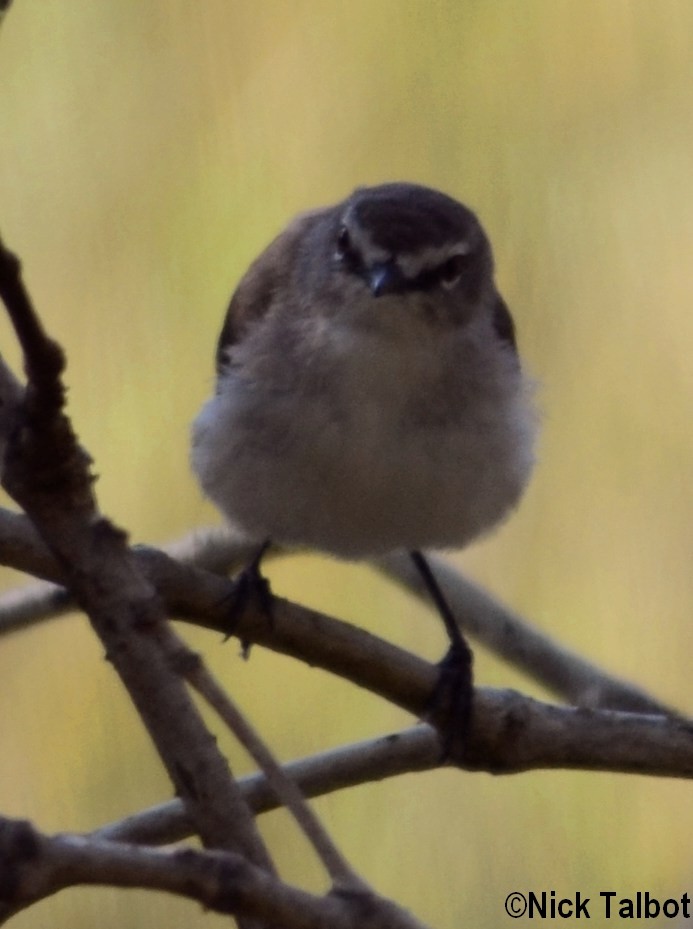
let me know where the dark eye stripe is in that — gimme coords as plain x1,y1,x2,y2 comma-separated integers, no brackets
439,253,471,284
404,253,472,292
336,225,351,256
334,225,366,276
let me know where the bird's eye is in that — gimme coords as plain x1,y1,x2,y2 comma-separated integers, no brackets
438,253,469,288
336,225,352,258
335,224,363,273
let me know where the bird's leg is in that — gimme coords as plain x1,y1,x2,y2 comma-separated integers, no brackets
410,550,473,760
223,538,274,655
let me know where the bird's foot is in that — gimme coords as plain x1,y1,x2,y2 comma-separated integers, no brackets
222,541,274,657
426,639,474,764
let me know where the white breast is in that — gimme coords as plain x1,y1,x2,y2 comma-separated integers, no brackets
191,309,537,558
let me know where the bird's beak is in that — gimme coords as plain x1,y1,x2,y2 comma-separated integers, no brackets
367,261,405,297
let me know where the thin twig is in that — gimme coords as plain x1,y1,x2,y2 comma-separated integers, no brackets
0,516,677,718
0,518,687,777
375,551,674,715
0,238,277,929
92,704,693,850
185,658,369,892
93,727,440,845
0,816,429,929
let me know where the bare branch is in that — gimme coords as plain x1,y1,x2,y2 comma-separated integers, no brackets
375,551,674,715
0,240,276,911
0,515,678,717
94,727,441,846
185,656,368,892
0,357,23,453
93,706,693,851
0,507,61,588
0,816,428,929
0,520,690,780
0,575,69,635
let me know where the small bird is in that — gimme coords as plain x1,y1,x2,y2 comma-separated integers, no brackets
192,182,537,745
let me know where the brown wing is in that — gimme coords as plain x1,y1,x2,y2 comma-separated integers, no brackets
215,207,331,375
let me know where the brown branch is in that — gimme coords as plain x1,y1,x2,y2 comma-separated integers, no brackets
0,816,428,929
133,547,693,779
93,705,693,851
376,552,672,715
0,239,276,922
0,511,690,779
94,727,441,846
0,514,691,778
185,656,368,892
0,513,676,718
0,506,62,589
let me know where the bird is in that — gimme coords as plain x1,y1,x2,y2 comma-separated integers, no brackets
191,182,537,749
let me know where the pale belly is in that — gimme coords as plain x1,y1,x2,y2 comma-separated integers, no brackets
191,373,535,557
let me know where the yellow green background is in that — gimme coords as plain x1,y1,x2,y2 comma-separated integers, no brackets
1,2,693,927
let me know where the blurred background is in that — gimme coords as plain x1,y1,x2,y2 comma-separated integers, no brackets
1,2,693,926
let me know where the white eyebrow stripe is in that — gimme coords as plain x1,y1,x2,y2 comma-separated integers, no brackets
397,241,471,279
342,212,390,263
341,205,472,274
